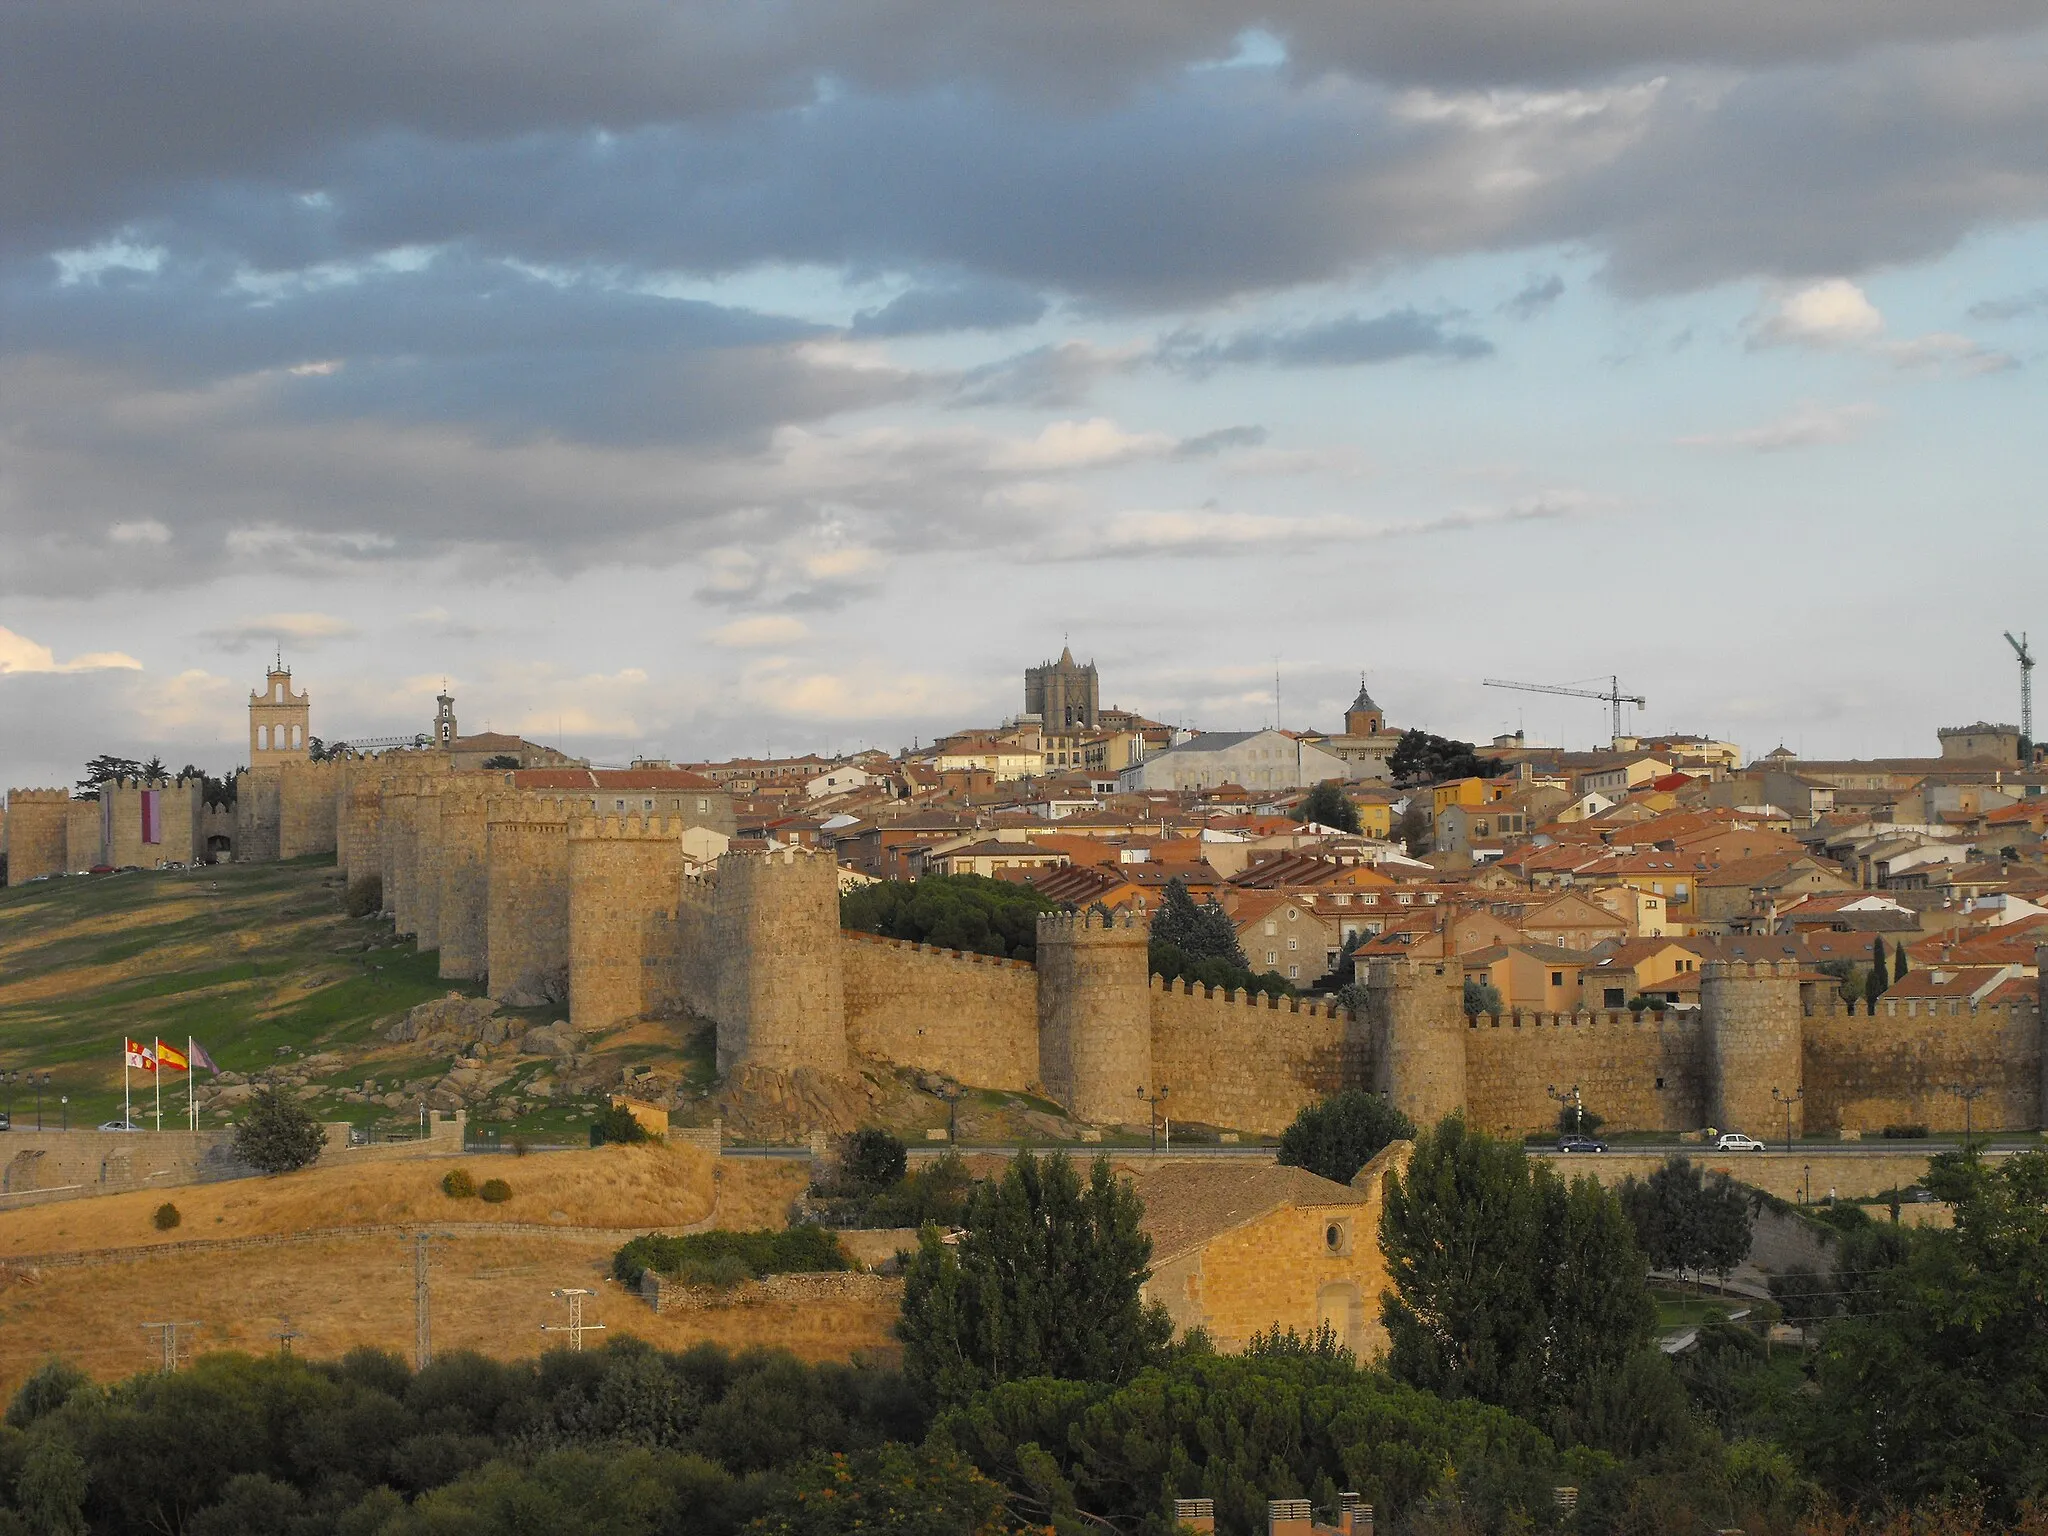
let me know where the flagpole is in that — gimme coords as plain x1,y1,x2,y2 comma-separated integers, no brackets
154,1037,162,1131
124,1041,131,1130
189,1036,197,1133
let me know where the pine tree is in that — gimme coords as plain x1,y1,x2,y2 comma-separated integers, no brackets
1894,944,1909,983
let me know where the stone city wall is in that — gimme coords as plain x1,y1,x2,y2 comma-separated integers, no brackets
435,778,493,981
101,779,206,869
1150,979,1362,1137
486,796,575,1007
1036,911,1152,1126
62,800,101,873
568,815,689,1032
840,931,1040,1091
1804,994,2041,1133
1,789,73,884
1463,1009,1710,1137
412,781,445,951
277,759,343,860
0,1129,250,1208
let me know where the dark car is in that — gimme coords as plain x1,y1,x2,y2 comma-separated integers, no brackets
1556,1134,1608,1153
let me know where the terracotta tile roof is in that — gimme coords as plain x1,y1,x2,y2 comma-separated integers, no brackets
510,768,719,790
1129,1161,1366,1263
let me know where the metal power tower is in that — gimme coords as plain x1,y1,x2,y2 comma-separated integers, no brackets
540,1288,607,1351
139,1320,199,1373
1483,675,1646,743
2006,631,2034,748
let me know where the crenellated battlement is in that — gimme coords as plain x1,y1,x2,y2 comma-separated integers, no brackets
1809,994,2042,1021
1469,1008,1700,1031
1146,973,1352,1020
842,930,1034,970
5,787,76,804
1038,908,1143,938
568,814,689,841
1362,955,1456,984
1701,959,1802,981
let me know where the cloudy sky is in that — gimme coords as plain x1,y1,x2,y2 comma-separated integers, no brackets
3,2,2045,786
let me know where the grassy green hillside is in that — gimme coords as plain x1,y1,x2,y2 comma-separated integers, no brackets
0,858,666,1138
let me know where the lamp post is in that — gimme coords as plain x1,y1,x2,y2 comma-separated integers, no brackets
1,1069,14,1128
1771,1086,1803,1152
60,1095,68,1131
34,1071,50,1131
1137,1085,1169,1153
1945,1080,1987,1160
1547,1083,1583,1137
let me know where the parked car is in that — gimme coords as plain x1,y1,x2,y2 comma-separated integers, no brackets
1556,1134,1608,1153
0,1112,10,1131
1715,1131,1767,1152
97,1119,141,1132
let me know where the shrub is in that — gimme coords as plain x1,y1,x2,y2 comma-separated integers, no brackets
344,876,382,918
152,1202,181,1231
442,1168,477,1199
1278,1091,1416,1185
1882,1124,1930,1139
862,1152,975,1229
589,1103,650,1146
232,1084,327,1174
478,1178,512,1204
611,1225,851,1288
838,1128,908,1195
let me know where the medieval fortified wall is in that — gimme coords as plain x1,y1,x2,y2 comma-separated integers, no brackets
6,659,2044,1138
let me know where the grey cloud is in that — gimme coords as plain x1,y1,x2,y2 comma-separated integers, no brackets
1970,288,2048,321
1503,273,1564,319
8,0,2045,252
851,276,1049,335
1158,309,1493,376
950,342,1138,408
1174,425,1268,457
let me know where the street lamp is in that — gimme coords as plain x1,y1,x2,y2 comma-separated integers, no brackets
34,1071,50,1131
1,1070,14,1127
1547,1083,1583,1137
60,1095,68,1132
1945,1080,1987,1160
1137,1085,1169,1153
1771,1086,1803,1152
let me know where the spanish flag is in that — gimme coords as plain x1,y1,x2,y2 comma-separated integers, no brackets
156,1039,189,1073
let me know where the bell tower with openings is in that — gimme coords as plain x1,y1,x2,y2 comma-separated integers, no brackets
249,657,311,764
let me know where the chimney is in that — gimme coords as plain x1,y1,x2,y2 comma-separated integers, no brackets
1338,1494,1374,1536
1269,1499,1314,1536
1174,1499,1216,1535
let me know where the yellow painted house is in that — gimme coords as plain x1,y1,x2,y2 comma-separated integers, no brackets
1133,1151,1407,1360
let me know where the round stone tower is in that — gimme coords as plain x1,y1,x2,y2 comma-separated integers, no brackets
710,847,848,1076
1701,959,1803,1138
1035,909,1153,1126
1364,956,1467,1130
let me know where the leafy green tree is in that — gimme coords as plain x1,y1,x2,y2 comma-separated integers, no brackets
590,1102,651,1145
1805,1150,2048,1512
1388,732,1502,787
481,755,520,770
5,1360,92,1429
1295,781,1361,834
1462,978,1502,1017
839,1128,908,1195
935,1351,1564,1536
15,1436,90,1536
1618,1157,1754,1283
1148,877,1247,967
1277,1092,1416,1185
231,1084,326,1174
1379,1115,1655,1419
899,1152,1170,1404
747,1444,1012,1536
1147,939,1294,1000
73,754,143,799
1394,799,1431,857
840,874,1057,961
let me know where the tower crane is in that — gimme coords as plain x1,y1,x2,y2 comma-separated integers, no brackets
1482,675,1646,744
2006,631,2034,750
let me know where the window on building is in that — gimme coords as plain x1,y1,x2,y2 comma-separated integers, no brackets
1603,987,1626,1008
1288,938,1297,950
1288,964,1300,978
1551,971,1563,986
1267,950,1278,965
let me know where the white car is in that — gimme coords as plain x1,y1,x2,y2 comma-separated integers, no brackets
97,1119,142,1132
1715,1131,1767,1152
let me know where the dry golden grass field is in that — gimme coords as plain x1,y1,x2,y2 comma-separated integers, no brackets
0,1145,859,1396
0,1230,902,1397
